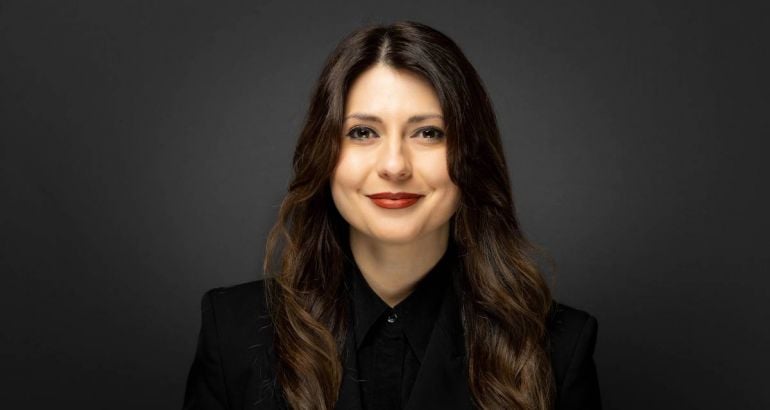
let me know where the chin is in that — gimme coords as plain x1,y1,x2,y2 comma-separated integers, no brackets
360,225,423,244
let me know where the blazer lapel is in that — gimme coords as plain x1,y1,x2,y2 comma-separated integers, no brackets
244,311,283,410
335,307,364,410
404,268,474,410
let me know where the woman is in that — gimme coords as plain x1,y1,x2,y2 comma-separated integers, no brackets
183,21,601,410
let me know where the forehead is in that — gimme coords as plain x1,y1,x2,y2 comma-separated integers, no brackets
344,64,442,117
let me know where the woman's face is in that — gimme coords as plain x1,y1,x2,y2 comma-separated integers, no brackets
331,63,461,245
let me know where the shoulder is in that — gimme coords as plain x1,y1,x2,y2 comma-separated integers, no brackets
547,301,602,408
197,279,274,359
547,301,598,345
201,279,269,320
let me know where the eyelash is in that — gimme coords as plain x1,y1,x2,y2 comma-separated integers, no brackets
345,126,446,141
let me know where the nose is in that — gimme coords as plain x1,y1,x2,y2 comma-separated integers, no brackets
376,135,411,181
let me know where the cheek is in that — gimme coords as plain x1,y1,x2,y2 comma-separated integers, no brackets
421,151,453,187
422,153,461,211
332,154,360,192
331,154,366,213
333,147,375,191
437,182,461,214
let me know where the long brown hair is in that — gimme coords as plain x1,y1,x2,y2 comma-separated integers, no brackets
263,21,555,409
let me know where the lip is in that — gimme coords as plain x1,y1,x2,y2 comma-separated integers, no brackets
366,192,424,200
366,192,424,209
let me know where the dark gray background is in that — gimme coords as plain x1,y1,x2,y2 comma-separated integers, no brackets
2,1,768,409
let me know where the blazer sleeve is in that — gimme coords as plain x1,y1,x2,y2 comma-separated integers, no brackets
183,289,230,410
558,314,602,410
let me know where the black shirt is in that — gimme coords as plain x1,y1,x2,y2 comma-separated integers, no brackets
347,246,455,410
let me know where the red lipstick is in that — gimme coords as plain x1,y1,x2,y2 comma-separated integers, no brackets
366,192,424,209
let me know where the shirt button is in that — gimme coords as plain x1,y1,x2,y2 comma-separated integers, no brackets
387,312,398,323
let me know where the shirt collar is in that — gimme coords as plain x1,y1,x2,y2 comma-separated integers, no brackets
347,242,457,361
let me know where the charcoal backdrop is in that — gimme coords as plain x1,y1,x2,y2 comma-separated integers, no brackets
1,1,768,409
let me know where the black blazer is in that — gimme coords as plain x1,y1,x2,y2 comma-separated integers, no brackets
183,279,601,410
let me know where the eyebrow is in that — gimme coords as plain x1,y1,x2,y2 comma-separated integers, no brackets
343,113,444,124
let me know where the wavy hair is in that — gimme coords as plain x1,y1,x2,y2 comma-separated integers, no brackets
263,21,555,410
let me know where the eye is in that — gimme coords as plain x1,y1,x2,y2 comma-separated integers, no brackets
415,127,445,140
345,126,377,140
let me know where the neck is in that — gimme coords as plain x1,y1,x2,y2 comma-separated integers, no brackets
349,224,450,308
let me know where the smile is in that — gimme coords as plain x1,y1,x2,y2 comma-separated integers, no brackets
366,192,424,209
